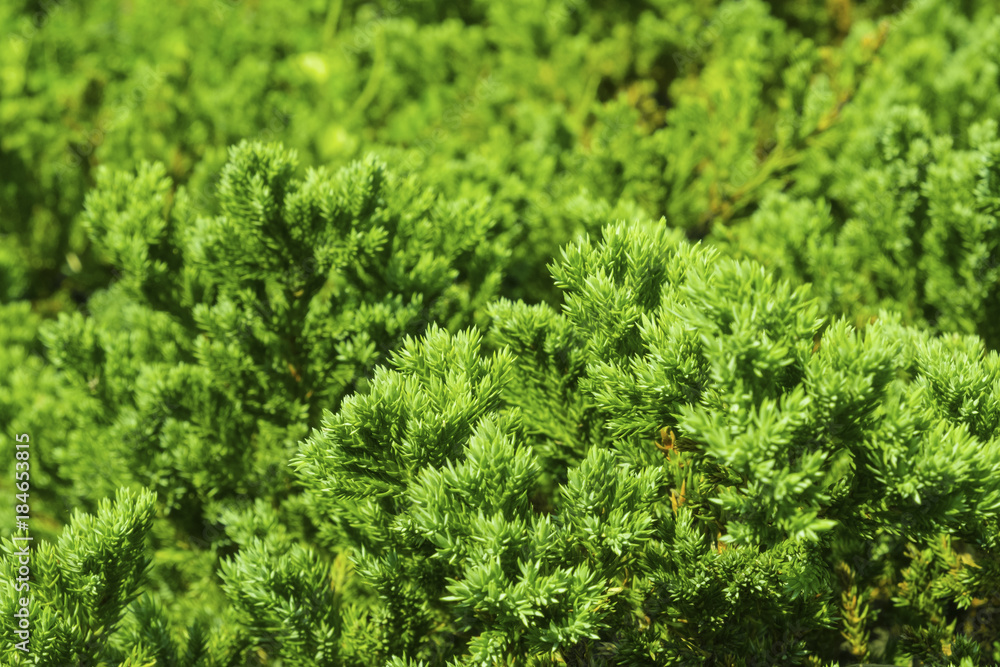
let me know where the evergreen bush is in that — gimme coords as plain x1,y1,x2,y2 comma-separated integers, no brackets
1,138,507,664
2,0,1000,665
8,221,998,665
708,1,1000,346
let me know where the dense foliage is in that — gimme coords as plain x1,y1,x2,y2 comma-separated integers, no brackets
2,0,1000,665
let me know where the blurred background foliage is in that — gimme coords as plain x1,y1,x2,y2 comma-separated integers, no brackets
6,0,981,309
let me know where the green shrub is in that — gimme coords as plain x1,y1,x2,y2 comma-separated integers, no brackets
0,0,916,307
283,223,1000,664
710,1,1000,346
3,1,1000,665
3,139,505,661
6,219,1000,665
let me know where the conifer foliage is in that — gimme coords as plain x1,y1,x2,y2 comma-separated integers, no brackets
0,488,155,665
5,212,1000,665
0,140,508,665
3,1,1000,665
41,139,505,516
290,223,1000,664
